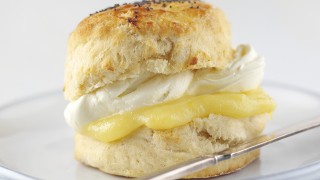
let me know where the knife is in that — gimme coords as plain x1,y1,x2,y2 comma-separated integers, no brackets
137,116,320,180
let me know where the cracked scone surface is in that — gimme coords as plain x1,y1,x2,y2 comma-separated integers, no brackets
75,114,266,178
64,1,233,101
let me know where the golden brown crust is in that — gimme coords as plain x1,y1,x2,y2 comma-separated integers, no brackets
74,114,266,178
76,134,259,178
64,1,233,101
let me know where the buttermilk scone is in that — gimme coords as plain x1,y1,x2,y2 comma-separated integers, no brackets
64,0,275,178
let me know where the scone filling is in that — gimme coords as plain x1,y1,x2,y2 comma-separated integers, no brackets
65,45,275,142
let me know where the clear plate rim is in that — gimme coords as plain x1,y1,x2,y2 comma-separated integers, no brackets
0,81,320,180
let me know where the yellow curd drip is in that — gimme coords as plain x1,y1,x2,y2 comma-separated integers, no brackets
84,88,275,143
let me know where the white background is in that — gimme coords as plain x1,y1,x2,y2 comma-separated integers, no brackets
0,0,320,105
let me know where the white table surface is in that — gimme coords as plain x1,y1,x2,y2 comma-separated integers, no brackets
0,0,320,105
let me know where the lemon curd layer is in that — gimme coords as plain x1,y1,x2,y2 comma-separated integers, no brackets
84,88,275,143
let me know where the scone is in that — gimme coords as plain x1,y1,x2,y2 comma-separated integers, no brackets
64,0,275,178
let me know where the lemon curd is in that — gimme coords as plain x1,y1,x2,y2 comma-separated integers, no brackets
84,88,275,143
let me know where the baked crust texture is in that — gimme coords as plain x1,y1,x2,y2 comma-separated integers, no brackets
64,0,233,101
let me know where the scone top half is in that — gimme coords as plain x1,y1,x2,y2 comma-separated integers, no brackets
64,0,233,101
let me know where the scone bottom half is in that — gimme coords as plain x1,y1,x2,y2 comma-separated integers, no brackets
75,114,267,178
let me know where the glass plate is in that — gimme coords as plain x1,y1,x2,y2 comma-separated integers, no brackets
0,82,320,180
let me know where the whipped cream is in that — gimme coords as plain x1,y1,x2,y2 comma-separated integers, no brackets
65,45,265,131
